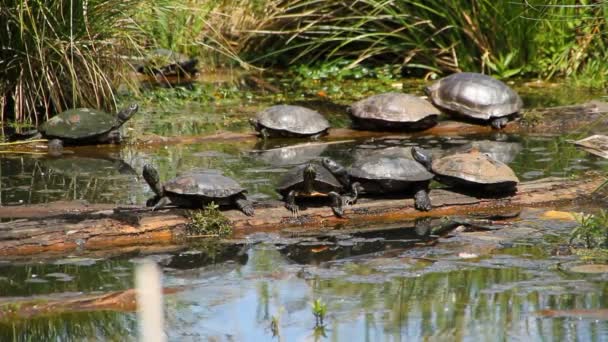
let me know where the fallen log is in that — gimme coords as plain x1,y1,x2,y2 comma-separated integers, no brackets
0,173,603,259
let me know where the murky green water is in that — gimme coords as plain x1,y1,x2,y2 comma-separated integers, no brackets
1,76,608,340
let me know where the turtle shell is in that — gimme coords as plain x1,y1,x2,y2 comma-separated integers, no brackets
276,163,342,193
164,170,246,198
431,150,519,186
41,108,122,140
349,92,440,129
350,155,434,183
255,105,330,136
426,72,523,120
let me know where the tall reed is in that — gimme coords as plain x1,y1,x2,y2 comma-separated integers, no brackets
0,0,145,125
241,0,608,79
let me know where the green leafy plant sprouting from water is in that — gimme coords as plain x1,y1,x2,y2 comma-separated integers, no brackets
187,202,232,237
311,298,327,327
570,210,608,249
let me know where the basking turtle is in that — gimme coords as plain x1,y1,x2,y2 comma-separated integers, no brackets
250,105,330,139
425,72,523,129
136,49,198,77
29,104,139,146
322,150,434,211
276,162,353,217
143,164,254,216
411,146,519,194
349,92,440,131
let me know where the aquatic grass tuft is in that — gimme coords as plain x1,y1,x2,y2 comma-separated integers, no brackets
187,202,233,237
310,298,327,327
570,210,608,249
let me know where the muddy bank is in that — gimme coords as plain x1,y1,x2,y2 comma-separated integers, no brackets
0,173,602,260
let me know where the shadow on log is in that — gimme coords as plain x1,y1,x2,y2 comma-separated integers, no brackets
0,173,604,260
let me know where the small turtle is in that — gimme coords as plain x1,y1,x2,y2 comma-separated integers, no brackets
411,146,519,194
143,164,254,216
136,49,198,77
28,104,139,146
250,105,330,139
322,150,434,211
276,162,353,217
349,92,440,131
425,72,523,129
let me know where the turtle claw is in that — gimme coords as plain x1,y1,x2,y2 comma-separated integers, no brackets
286,203,300,218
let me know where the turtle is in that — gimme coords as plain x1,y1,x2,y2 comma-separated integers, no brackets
250,105,330,139
27,104,139,146
348,92,440,131
276,162,354,217
136,48,198,77
425,72,523,129
322,150,434,211
142,164,254,216
411,146,519,195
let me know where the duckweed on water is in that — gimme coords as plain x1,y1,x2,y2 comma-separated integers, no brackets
187,202,232,237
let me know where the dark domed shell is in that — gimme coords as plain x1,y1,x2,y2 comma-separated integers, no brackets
41,108,120,139
164,171,246,198
426,72,523,120
431,151,519,185
256,105,330,135
350,92,440,123
350,155,434,182
277,163,342,191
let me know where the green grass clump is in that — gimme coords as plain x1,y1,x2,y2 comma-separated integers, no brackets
570,210,608,249
187,202,233,237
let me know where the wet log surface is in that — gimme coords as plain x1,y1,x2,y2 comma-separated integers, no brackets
0,173,603,260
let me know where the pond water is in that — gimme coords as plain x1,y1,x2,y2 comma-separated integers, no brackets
0,76,608,340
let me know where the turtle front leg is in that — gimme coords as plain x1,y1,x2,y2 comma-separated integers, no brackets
328,191,346,218
260,128,269,140
414,187,432,212
151,196,171,211
490,117,509,130
284,190,299,217
234,193,255,216
342,182,362,206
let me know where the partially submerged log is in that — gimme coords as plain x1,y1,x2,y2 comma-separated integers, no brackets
0,173,603,259
129,100,608,147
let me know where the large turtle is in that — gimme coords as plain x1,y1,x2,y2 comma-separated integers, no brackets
349,92,440,131
31,104,139,146
425,72,523,129
143,164,254,216
250,105,330,139
276,162,353,217
322,148,434,211
411,146,519,194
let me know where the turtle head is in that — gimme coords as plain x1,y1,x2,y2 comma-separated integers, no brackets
47,139,63,156
117,104,139,123
248,117,260,130
411,146,432,171
142,164,163,197
303,163,317,193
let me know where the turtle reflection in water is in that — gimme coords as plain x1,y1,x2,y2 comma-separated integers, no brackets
276,163,355,217
142,164,254,216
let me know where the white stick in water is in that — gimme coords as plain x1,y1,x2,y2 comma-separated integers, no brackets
136,259,166,342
